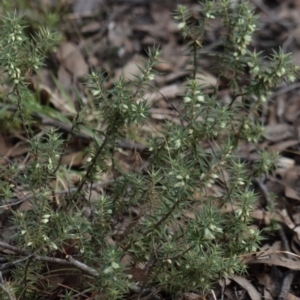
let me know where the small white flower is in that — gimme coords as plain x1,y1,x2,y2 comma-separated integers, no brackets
92,89,100,96
252,66,259,74
178,22,186,29
104,266,113,274
51,242,58,250
244,35,251,43
174,181,185,188
249,228,255,236
174,139,181,149
196,95,205,102
236,209,243,217
260,95,267,103
147,74,154,81
111,262,120,269
288,75,296,82
238,18,245,25
184,96,192,103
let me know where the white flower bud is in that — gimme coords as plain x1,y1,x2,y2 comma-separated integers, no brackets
178,22,186,29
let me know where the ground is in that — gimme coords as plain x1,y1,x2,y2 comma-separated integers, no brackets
1,0,300,299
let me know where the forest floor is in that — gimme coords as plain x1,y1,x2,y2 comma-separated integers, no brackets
1,0,300,299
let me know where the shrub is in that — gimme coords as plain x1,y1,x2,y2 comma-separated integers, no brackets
0,1,298,299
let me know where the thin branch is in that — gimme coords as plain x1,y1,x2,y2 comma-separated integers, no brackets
254,179,296,300
0,254,34,271
0,241,99,277
0,104,146,151
0,179,115,209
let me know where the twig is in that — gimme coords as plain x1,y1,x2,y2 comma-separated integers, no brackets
211,289,217,300
0,241,99,277
34,255,99,277
0,104,146,151
0,254,34,271
254,179,296,300
277,270,295,300
0,179,115,209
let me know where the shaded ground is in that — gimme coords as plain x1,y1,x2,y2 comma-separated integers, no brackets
1,0,300,299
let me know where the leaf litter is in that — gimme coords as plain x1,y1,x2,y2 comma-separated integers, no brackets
1,0,300,299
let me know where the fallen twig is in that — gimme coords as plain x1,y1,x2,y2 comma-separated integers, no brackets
0,241,99,277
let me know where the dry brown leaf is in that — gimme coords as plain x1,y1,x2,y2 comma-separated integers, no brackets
57,41,88,78
263,124,294,142
0,134,9,164
183,292,203,300
132,24,169,40
287,293,300,300
81,21,101,33
257,241,282,259
18,200,34,212
248,256,300,271
280,209,300,255
231,275,261,300
113,55,145,82
283,96,300,123
57,65,72,91
61,151,85,167
141,84,182,106
108,21,131,49
72,0,103,14
29,78,76,114
263,287,274,300
194,70,218,88
250,210,284,224
283,167,300,200
6,142,29,158
276,157,295,169
268,140,299,152
47,275,64,290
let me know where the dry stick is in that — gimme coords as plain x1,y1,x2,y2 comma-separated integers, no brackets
55,282,90,300
0,104,146,151
0,241,99,277
0,179,116,209
0,241,146,297
277,224,296,300
0,254,34,271
254,179,295,300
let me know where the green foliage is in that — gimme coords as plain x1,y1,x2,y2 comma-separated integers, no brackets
0,1,298,299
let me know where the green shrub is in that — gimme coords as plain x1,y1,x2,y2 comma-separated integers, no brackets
0,1,298,299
